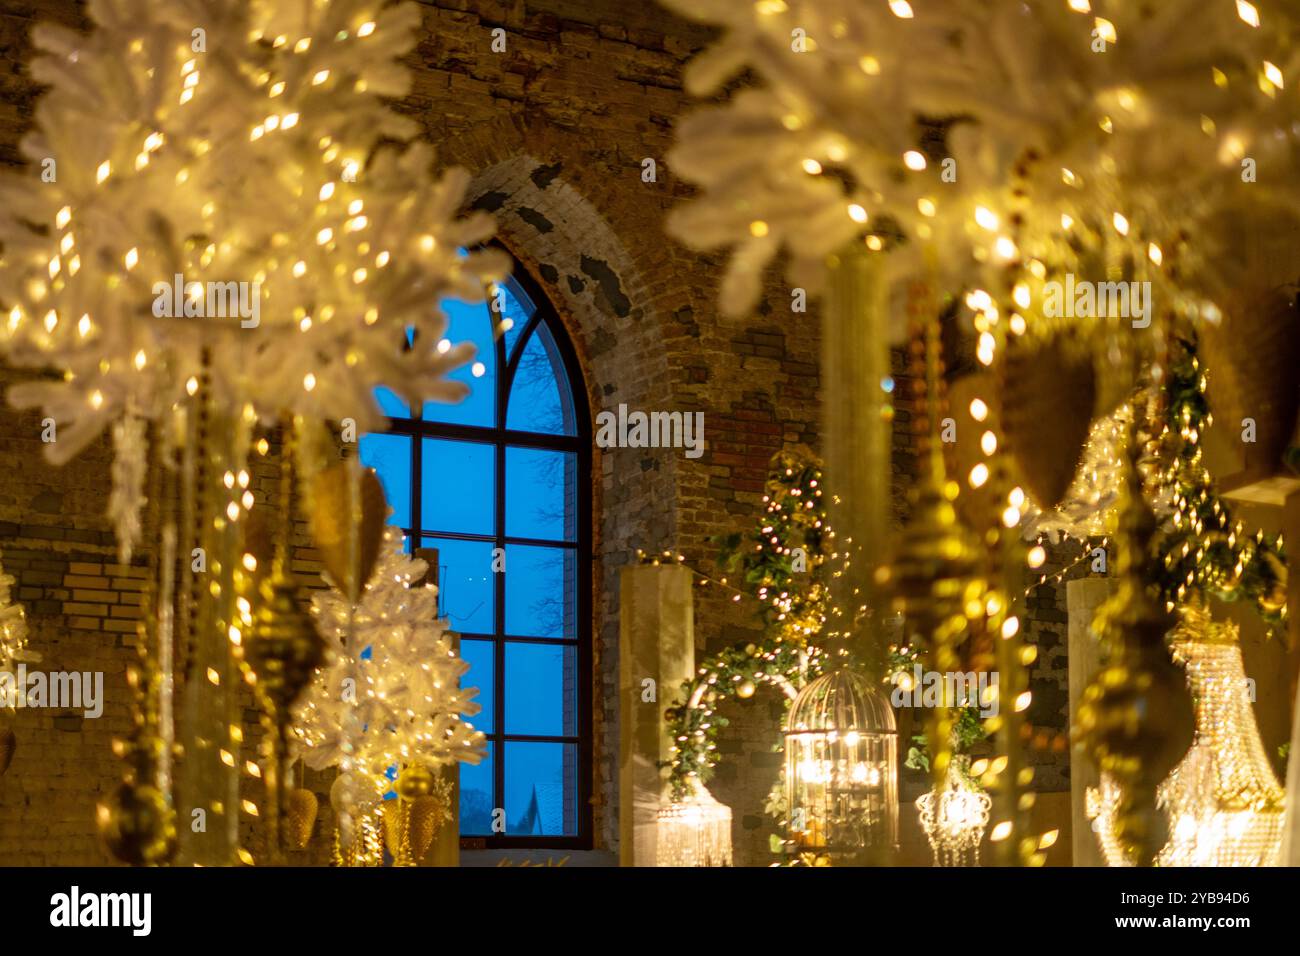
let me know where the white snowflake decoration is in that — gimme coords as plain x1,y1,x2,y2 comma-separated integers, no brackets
0,0,506,544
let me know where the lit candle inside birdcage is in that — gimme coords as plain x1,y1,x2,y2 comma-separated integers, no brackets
784,668,898,860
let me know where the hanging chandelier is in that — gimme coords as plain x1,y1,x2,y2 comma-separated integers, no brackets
1158,611,1285,866
916,757,991,867
1088,608,1285,866
656,780,733,867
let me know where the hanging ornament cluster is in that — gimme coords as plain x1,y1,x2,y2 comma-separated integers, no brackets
1075,426,1195,866
662,0,1300,338
0,0,507,552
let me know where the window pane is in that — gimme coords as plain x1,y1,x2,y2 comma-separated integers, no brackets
505,446,576,542
505,741,577,836
374,385,409,418
425,536,495,634
359,433,411,529
459,742,494,836
460,638,495,734
505,642,576,737
506,322,573,436
499,277,535,360
506,545,575,639
423,300,495,426
421,438,494,536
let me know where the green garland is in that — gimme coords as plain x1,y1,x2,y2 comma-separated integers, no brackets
661,447,833,802
1155,336,1288,625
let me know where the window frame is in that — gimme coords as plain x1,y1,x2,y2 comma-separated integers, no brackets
374,254,593,850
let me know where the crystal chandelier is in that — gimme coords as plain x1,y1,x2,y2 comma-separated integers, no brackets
1157,612,1285,866
916,757,991,867
656,780,733,867
784,667,898,862
1088,609,1285,866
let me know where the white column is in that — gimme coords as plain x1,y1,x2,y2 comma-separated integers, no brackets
1067,577,1116,867
619,564,694,867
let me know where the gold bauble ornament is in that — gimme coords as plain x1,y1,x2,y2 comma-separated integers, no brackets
97,781,177,866
0,725,15,776
309,462,387,602
1258,549,1288,614
286,788,319,851
397,763,436,800
247,568,327,715
736,680,756,699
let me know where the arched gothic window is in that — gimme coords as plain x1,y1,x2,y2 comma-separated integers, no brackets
360,259,592,848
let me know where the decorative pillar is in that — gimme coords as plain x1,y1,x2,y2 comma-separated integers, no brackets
619,564,695,866
1067,577,1115,867
822,242,891,672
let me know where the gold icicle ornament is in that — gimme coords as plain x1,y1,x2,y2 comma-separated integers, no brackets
408,794,448,861
246,418,329,861
1075,429,1193,866
878,298,984,790
246,560,328,856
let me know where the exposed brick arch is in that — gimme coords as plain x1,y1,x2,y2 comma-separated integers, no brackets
440,115,703,850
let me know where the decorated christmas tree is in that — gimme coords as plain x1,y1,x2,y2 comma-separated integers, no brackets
1154,335,1287,624
295,528,486,820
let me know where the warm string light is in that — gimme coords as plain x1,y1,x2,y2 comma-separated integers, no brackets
1022,536,1112,598
656,449,837,808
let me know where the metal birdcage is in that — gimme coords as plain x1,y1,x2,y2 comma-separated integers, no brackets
784,667,898,860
